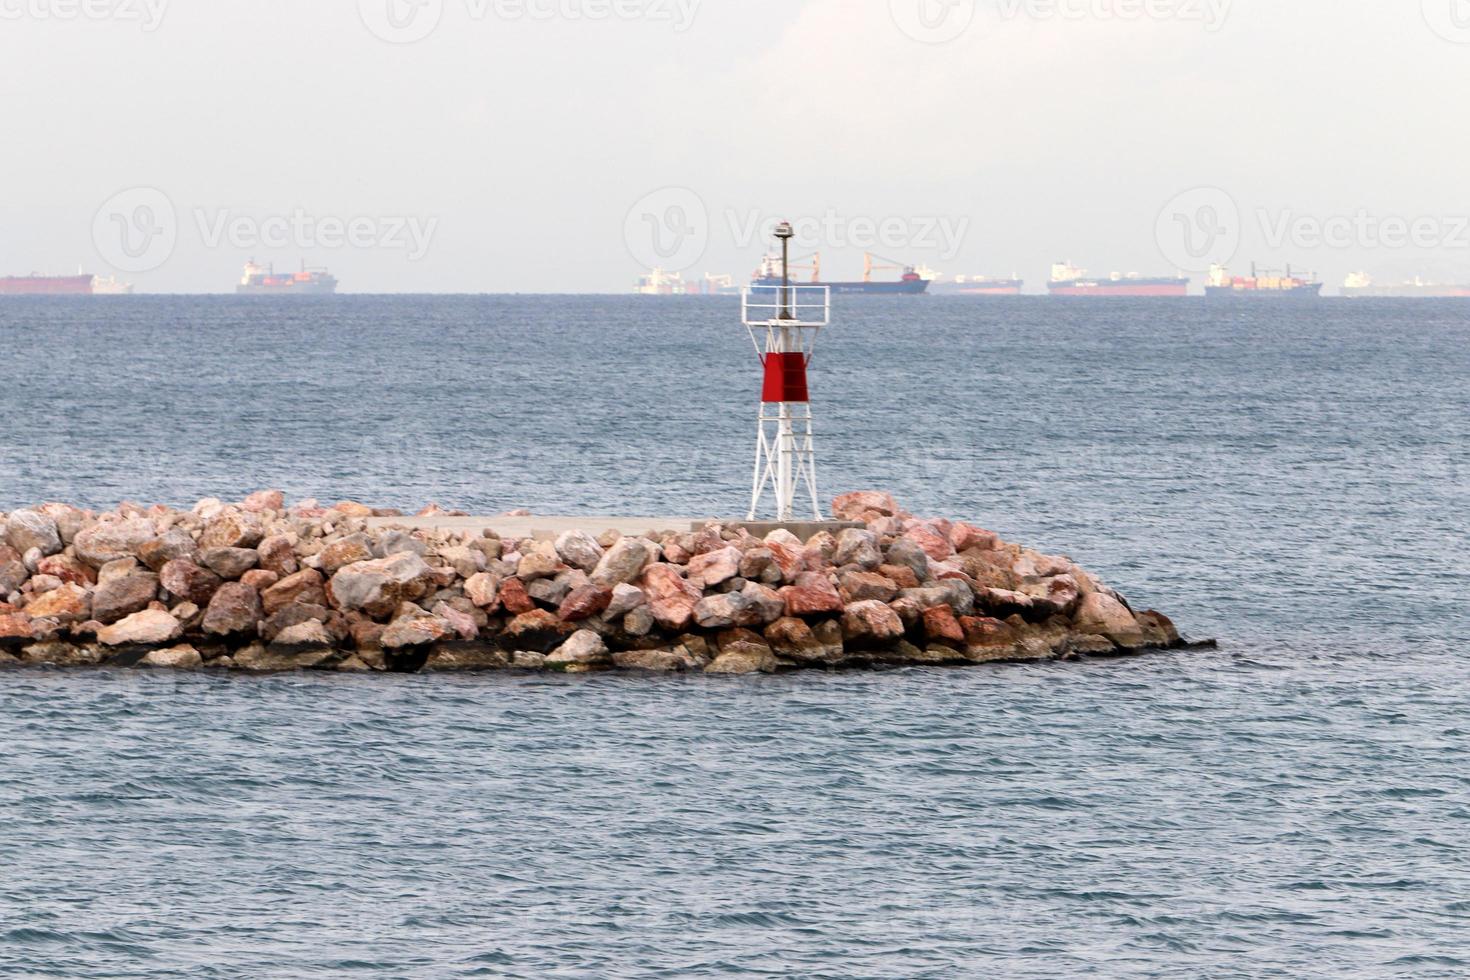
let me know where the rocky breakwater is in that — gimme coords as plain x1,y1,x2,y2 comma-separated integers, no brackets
0,491,1201,676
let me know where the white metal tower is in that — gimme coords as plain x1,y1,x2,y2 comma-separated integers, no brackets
742,221,831,521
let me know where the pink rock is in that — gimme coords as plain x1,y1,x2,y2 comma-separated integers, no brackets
831,491,900,522
241,569,280,592
903,525,956,561
24,584,90,624
922,605,965,646
781,584,844,618
264,568,329,616
464,572,501,609
98,608,183,647
433,602,480,641
950,522,999,552
160,560,223,606
639,563,702,631
199,510,265,550
558,585,612,622
382,616,452,649
499,577,535,615
840,600,905,645
688,546,743,588
241,489,285,513
202,583,264,637
36,555,96,587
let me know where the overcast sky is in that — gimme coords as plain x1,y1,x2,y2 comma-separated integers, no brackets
2,0,1467,292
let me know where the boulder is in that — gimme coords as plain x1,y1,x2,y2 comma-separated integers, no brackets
240,489,284,513
241,569,279,591
738,547,783,585
0,612,36,644
139,645,204,670
74,518,156,567
375,530,426,557
705,633,779,675
202,583,264,637
554,530,604,573
781,580,844,617
605,583,646,619
498,577,535,615
739,582,786,625
547,629,610,669
612,648,702,672
502,609,576,653
256,535,299,577
137,529,200,572
98,609,183,647
902,525,956,562
423,645,511,671
199,510,265,550
922,604,966,647
318,534,375,575
262,568,328,616
688,546,743,588
159,560,223,606
831,491,900,522
432,602,480,642
464,572,501,609
840,600,905,647
326,555,432,618
25,584,91,624
234,643,336,672
559,585,612,622
0,556,27,594
832,528,883,570
765,616,842,664
1136,610,1182,648
92,571,160,624
6,510,62,557
259,602,333,643
839,570,899,603
591,538,654,587
884,539,930,582
36,555,96,587
200,547,259,580
382,616,452,649
693,592,757,630
271,620,336,649
639,563,701,631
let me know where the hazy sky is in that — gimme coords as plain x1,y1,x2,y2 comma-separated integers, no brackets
2,0,1467,292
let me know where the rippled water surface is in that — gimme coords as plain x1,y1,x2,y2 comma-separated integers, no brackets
2,296,1469,976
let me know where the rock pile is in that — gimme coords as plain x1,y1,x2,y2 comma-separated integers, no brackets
0,491,1195,675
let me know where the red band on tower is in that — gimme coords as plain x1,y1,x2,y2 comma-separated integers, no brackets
761,352,809,403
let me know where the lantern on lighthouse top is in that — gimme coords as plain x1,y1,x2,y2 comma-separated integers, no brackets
741,221,832,521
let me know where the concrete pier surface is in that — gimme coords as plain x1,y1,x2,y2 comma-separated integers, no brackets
366,515,863,542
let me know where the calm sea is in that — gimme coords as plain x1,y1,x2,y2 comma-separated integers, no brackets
1,296,1468,976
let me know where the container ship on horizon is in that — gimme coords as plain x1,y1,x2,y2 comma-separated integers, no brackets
1047,262,1189,297
236,260,338,295
0,272,133,295
1340,272,1470,298
751,252,929,295
924,270,1025,296
1206,263,1322,298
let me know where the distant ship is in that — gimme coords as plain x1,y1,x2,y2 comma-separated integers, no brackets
751,252,929,295
0,273,106,296
92,275,134,295
924,270,1025,296
634,267,694,295
1340,272,1470,299
1205,263,1322,298
236,260,338,295
1047,262,1189,297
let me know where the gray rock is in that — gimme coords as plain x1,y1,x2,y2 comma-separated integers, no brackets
74,518,156,567
200,547,259,580
202,583,264,637
591,538,653,587
92,571,160,625
833,528,882,570
885,538,931,582
547,629,610,668
554,530,604,573
6,510,62,557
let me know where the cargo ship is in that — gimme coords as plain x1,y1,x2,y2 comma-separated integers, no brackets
1340,272,1470,299
634,267,695,295
0,273,100,296
236,260,338,295
1205,263,1322,298
751,252,929,295
92,275,134,295
1047,262,1189,297
925,272,1025,296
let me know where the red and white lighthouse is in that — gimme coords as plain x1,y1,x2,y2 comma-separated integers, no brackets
742,221,832,521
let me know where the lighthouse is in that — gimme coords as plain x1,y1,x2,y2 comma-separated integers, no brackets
742,221,832,522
